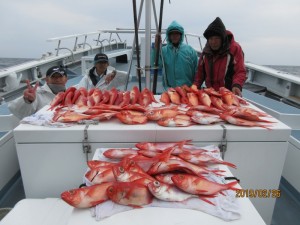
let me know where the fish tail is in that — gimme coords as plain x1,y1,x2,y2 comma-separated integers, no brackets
226,181,240,191
199,196,216,206
211,169,226,176
222,161,237,169
262,124,273,130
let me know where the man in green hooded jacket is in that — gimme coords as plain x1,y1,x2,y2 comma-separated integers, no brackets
154,21,198,89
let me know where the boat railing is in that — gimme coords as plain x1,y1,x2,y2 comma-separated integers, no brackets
243,89,300,130
245,62,300,106
99,28,204,52
0,28,204,96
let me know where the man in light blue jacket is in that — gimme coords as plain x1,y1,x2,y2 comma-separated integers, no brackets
154,21,198,89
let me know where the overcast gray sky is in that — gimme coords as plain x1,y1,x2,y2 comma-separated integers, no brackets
1,0,300,66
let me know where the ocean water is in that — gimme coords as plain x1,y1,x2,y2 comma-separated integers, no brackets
0,58,35,70
264,65,300,76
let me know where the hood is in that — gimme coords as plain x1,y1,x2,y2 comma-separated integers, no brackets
166,20,184,44
203,30,235,55
203,17,226,41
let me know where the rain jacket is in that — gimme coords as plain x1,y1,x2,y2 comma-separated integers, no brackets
77,66,115,90
194,17,246,91
8,83,56,119
155,21,198,89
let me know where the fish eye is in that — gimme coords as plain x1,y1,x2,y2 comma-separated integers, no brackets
108,187,114,192
119,166,125,173
154,181,160,186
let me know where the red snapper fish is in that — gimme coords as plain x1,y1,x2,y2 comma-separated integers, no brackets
85,166,116,185
203,87,221,97
219,113,273,129
160,92,171,105
167,88,181,105
103,148,138,159
148,180,197,202
226,108,274,122
61,182,113,208
87,160,116,169
172,174,239,196
174,86,189,104
135,139,192,151
145,108,178,121
48,92,65,110
130,86,140,105
191,115,223,125
112,164,155,184
197,90,211,107
52,110,94,123
178,152,237,169
187,92,199,106
116,111,148,125
190,105,224,115
147,157,224,177
157,117,194,127
106,181,153,207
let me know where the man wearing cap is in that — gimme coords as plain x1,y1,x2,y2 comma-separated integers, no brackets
154,21,198,89
193,17,246,96
8,66,68,119
77,53,117,90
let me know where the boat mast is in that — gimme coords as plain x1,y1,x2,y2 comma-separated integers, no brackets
145,0,152,90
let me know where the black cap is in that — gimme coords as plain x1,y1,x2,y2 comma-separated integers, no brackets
46,66,67,77
94,53,108,64
203,17,226,40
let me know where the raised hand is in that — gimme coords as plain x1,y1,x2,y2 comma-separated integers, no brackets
105,71,116,84
23,80,39,103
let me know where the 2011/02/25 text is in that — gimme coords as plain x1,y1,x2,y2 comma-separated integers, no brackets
236,189,281,198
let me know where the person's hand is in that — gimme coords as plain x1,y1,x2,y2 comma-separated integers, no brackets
23,80,39,103
154,34,161,49
105,72,116,84
232,87,242,97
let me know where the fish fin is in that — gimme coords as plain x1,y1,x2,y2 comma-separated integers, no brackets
129,204,143,208
222,161,237,169
226,181,240,191
198,196,215,206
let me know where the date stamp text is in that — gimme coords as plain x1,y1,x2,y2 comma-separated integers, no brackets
236,189,281,198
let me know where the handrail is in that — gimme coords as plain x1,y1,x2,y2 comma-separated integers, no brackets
46,29,203,56
78,42,93,54
46,31,101,42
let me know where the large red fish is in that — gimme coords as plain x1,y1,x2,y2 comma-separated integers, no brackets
106,181,153,207
172,174,239,196
103,148,138,159
135,139,192,151
178,152,237,168
61,182,113,208
148,180,197,202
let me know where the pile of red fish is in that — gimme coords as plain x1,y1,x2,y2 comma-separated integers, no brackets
48,85,275,128
61,140,239,209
